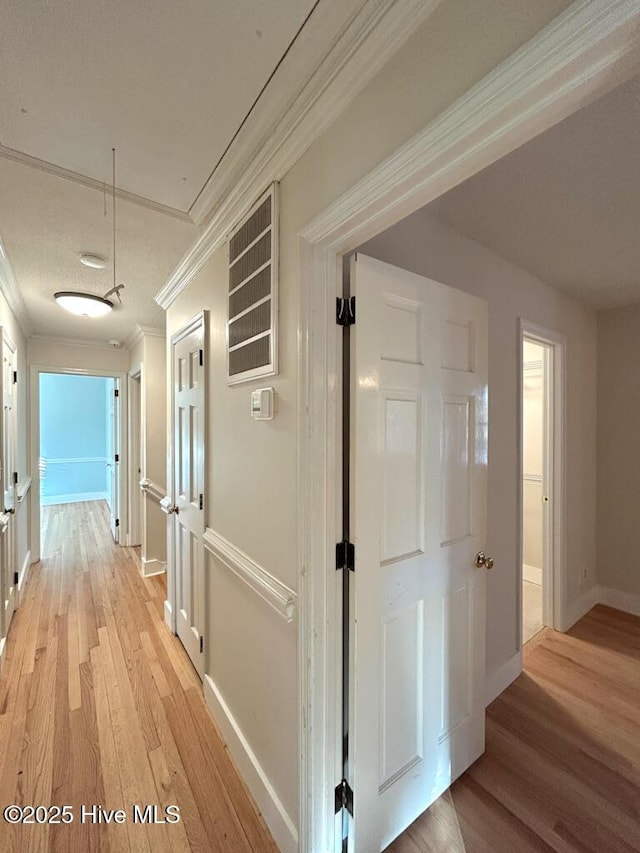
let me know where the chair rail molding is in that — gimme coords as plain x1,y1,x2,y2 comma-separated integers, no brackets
155,0,443,308
17,475,32,503
139,478,167,503
203,528,296,623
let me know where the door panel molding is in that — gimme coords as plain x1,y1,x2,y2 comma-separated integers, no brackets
167,311,208,669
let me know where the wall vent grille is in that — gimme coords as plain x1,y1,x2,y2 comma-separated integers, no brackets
227,184,278,384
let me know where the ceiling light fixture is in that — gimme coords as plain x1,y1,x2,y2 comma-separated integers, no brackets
55,149,125,319
79,252,108,269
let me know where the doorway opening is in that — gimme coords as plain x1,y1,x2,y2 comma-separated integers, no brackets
38,372,120,548
520,325,564,644
30,366,128,564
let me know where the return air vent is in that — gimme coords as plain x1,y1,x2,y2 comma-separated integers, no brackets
227,184,278,384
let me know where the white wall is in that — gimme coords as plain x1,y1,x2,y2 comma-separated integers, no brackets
130,334,167,571
597,305,640,607
0,293,29,594
165,0,573,841
361,210,598,685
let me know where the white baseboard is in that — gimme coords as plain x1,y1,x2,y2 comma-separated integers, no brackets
563,584,598,631
41,491,109,506
523,564,542,586
485,651,522,707
0,636,5,676
597,586,640,618
141,558,167,578
164,599,173,632
203,674,298,853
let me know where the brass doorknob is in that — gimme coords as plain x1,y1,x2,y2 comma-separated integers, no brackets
475,551,494,570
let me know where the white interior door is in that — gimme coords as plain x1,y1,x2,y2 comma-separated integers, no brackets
107,379,120,543
172,322,205,676
349,254,489,851
1,333,17,635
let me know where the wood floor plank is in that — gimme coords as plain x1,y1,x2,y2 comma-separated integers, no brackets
391,604,640,851
0,502,277,853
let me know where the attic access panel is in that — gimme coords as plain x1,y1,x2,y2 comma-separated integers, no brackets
227,184,278,385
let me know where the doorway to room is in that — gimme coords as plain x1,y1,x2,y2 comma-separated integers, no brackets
520,329,563,644
32,369,126,561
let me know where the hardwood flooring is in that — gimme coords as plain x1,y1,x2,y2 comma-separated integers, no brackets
0,501,278,853
388,605,640,852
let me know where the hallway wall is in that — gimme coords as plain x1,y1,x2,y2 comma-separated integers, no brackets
129,332,167,573
597,304,640,611
165,0,574,843
0,289,29,596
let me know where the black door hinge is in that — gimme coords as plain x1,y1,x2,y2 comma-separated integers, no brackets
114,453,120,463
334,779,354,816
115,518,120,528
114,388,119,397
13,571,18,586
199,636,204,654
199,349,204,367
336,540,355,571
12,370,17,384
199,494,204,510
12,472,18,486
336,296,356,327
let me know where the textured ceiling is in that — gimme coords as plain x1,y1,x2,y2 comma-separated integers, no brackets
0,0,316,211
0,157,195,342
429,74,640,309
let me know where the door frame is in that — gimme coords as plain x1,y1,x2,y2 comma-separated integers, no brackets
29,365,129,563
518,321,566,639
295,5,631,848
165,310,208,636
1,329,18,638
128,367,143,547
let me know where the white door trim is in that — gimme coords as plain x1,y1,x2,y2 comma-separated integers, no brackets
28,365,129,563
128,368,142,547
297,2,640,849
166,311,208,635
519,322,567,639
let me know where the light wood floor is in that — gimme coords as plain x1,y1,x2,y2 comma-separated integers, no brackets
389,604,640,852
0,501,278,853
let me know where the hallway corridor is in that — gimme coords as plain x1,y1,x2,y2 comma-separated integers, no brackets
0,502,277,853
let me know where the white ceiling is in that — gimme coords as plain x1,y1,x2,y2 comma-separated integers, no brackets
0,156,195,342
0,0,316,212
0,0,355,341
429,73,640,310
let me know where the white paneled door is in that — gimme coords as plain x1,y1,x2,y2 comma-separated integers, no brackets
349,255,489,851
1,331,17,637
172,319,206,676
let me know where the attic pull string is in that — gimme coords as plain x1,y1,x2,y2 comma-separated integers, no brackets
103,148,124,304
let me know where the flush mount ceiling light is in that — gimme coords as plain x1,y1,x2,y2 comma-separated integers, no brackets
55,149,125,319
79,252,108,269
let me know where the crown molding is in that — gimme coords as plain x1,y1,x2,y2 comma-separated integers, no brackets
125,324,165,350
28,334,124,351
0,145,193,223
0,237,32,337
159,0,640,313
156,0,443,308
302,0,640,249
